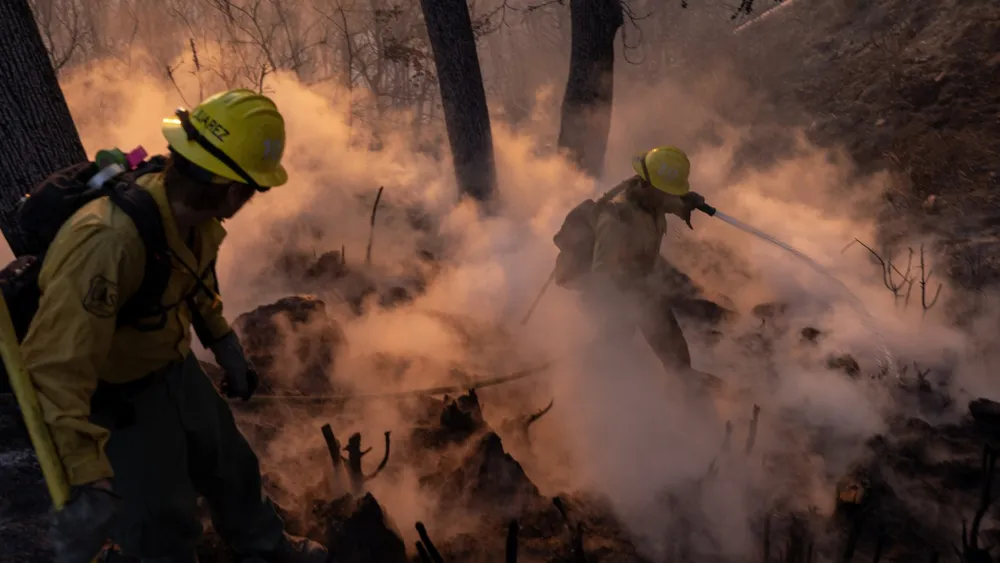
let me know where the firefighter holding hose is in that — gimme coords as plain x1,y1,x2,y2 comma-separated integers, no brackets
551,145,721,390
17,89,328,562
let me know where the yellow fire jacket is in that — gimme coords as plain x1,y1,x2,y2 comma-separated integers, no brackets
20,171,232,486
591,178,670,284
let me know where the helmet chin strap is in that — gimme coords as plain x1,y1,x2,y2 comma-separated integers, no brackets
639,151,652,186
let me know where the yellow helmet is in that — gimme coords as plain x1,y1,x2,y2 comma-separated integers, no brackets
161,88,288,190
631,146,691,196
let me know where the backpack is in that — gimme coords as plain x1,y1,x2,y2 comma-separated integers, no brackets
551,182,629,288
0,155,173,353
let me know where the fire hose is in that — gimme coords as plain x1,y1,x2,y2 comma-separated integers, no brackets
228,361,554,404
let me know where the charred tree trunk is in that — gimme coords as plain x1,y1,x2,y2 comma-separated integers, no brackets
418,0,497,205
0,0,87,257
557,0,624,180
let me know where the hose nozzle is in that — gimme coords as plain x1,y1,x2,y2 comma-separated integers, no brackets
697,202,717,216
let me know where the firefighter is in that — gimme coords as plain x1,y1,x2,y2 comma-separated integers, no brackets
566,146,720,389
24,89,328,563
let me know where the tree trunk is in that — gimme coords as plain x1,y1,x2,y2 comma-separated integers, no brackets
557,0,623,180
0,0,87,257
418,0,497,204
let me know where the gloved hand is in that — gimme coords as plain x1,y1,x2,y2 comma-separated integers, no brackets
49,480,122,563
210,331,259,401
678,192,707,229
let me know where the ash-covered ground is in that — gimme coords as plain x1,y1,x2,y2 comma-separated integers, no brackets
3,0,1000,561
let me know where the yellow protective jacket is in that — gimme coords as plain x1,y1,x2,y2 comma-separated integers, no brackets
20,171,232,486
591,178,668,286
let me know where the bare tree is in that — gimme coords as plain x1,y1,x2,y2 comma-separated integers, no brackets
0,0,88,256
27,0,88,71
419,0,497,203
557,0,624,179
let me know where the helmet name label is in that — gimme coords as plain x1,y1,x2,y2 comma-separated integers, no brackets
262,138,282,161
192,108,230,143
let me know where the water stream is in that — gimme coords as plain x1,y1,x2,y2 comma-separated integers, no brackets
712,210,897,377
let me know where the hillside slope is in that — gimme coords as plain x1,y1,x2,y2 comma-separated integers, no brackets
731,0,1000,290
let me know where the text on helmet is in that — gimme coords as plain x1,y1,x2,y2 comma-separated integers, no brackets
192,108,231,143
658,162,680,180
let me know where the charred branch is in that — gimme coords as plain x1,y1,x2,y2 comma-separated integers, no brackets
416,541,433,563
843,238,913,303
722,420,733,453
365,185,384,266
918,244,942,314
872,527,885,563
553,496,587,563
841,508,867,562
518,398,554,443
415,521,445,563
785,515,810,562
321,423,344,490
955,445,997,562
843,239,943,314
506,519,519,563
524,398,554,429
763,512,772,562
746,404,761,455
367,431,391,480
341,431,392,495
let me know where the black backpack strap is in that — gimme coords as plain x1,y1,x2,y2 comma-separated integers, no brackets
106,184,173,331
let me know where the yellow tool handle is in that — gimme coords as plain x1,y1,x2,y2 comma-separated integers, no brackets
0,294,71,509
0,295,104,562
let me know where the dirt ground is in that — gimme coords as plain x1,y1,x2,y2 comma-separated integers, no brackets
3,0,1000,561
729,0,1000,290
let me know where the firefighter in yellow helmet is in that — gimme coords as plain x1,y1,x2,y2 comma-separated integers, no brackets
553,146,720,389
26,89,328,562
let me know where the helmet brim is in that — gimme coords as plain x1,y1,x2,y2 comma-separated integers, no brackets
162,119,288,188
652,180,690,196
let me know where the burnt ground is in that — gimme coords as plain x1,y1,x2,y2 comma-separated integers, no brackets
726,0,1000,293
3,0,1000,561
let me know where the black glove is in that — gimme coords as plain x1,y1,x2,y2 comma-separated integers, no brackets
49,483,122,563
679,192,707,229
211,331,259,401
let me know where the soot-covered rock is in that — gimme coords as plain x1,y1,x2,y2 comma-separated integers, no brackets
672,297,737,325
751,301,791,329
410,389,488,450
439,432,541,514
325,493,408,563
827,353,861,378
276,249,379,315
377,275,429,310
233,295,345,396
305,250,349,280
800,326,823,343
969,398,1000,433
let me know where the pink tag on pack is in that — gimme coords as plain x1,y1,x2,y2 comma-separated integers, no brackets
125,146,148,170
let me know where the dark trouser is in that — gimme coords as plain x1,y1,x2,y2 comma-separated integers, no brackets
638,294,725,392
90,353,284,559
637,295,692,373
